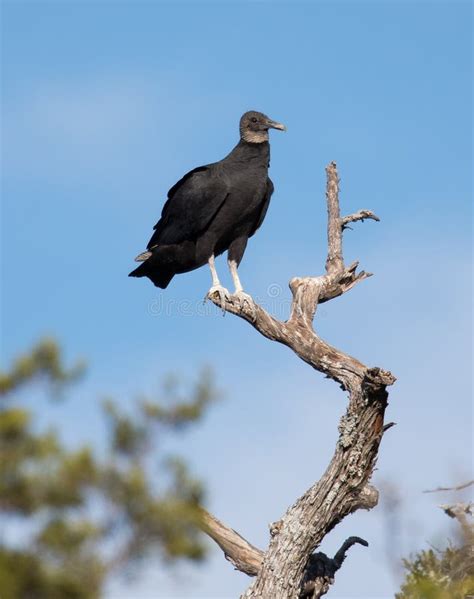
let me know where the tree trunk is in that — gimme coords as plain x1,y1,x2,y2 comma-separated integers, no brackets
200,162,395,598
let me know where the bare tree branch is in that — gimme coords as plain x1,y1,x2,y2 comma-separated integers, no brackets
198,508,263,576
301,536,369,598
202,161,394,598
341,209,380,229
325,163,344,274
439,502,473,519
438,502,474,541
423,480,474,493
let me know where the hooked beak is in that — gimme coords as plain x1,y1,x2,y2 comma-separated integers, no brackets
266,118,287,132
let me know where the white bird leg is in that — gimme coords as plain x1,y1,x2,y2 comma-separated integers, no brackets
206,254,230,308
209,254,221,287
228,259,244,293
228,259,253,311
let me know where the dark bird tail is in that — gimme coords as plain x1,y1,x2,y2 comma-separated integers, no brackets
128,261,175,289
129,240,199,289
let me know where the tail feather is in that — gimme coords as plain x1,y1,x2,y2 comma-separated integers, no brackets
129,240,197,289
128,261,175,289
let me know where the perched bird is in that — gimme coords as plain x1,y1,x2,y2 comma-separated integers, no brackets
129,110,286,303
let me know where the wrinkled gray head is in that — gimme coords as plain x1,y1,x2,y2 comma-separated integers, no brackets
239,110,286,143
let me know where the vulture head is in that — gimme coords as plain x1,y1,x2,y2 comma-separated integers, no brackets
239,111,286,143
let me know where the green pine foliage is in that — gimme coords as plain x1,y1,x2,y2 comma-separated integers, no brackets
0,339,218,599
396,506,474,599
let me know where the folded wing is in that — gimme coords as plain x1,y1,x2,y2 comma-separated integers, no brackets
146,165,229,249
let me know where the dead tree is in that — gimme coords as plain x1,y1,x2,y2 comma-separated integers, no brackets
199,162,396,598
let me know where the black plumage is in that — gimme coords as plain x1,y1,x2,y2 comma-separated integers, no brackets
129,110,285,298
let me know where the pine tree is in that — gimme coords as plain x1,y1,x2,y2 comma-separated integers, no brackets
396,502,474,599
0,339,217,599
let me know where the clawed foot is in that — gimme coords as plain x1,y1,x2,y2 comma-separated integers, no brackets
231,290,256,319
204,285,255,318
205,285,231,311
231,290,253,311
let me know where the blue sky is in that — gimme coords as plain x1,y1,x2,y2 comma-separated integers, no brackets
1,1,472,597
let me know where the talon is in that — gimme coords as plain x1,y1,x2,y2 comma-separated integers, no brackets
206,285,231,312
232,291,255,317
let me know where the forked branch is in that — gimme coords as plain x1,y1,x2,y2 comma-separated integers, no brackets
202,161,395,598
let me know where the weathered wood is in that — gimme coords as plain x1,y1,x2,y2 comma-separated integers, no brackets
198,508,263,576
301,536,369,598
423,480,474,494
201,162,395,598
325,162,344,275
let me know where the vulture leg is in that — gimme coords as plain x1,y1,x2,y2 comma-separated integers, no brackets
228,259,253,311
228,260,253,309
228,259,244,293
227,237,253,311
206,254,230,307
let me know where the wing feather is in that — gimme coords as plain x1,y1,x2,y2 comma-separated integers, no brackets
146,165,229,249
249,178,274,236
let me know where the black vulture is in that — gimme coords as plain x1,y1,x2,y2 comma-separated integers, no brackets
129,110,286,303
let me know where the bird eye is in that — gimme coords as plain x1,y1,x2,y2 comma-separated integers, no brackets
251,117,258,123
